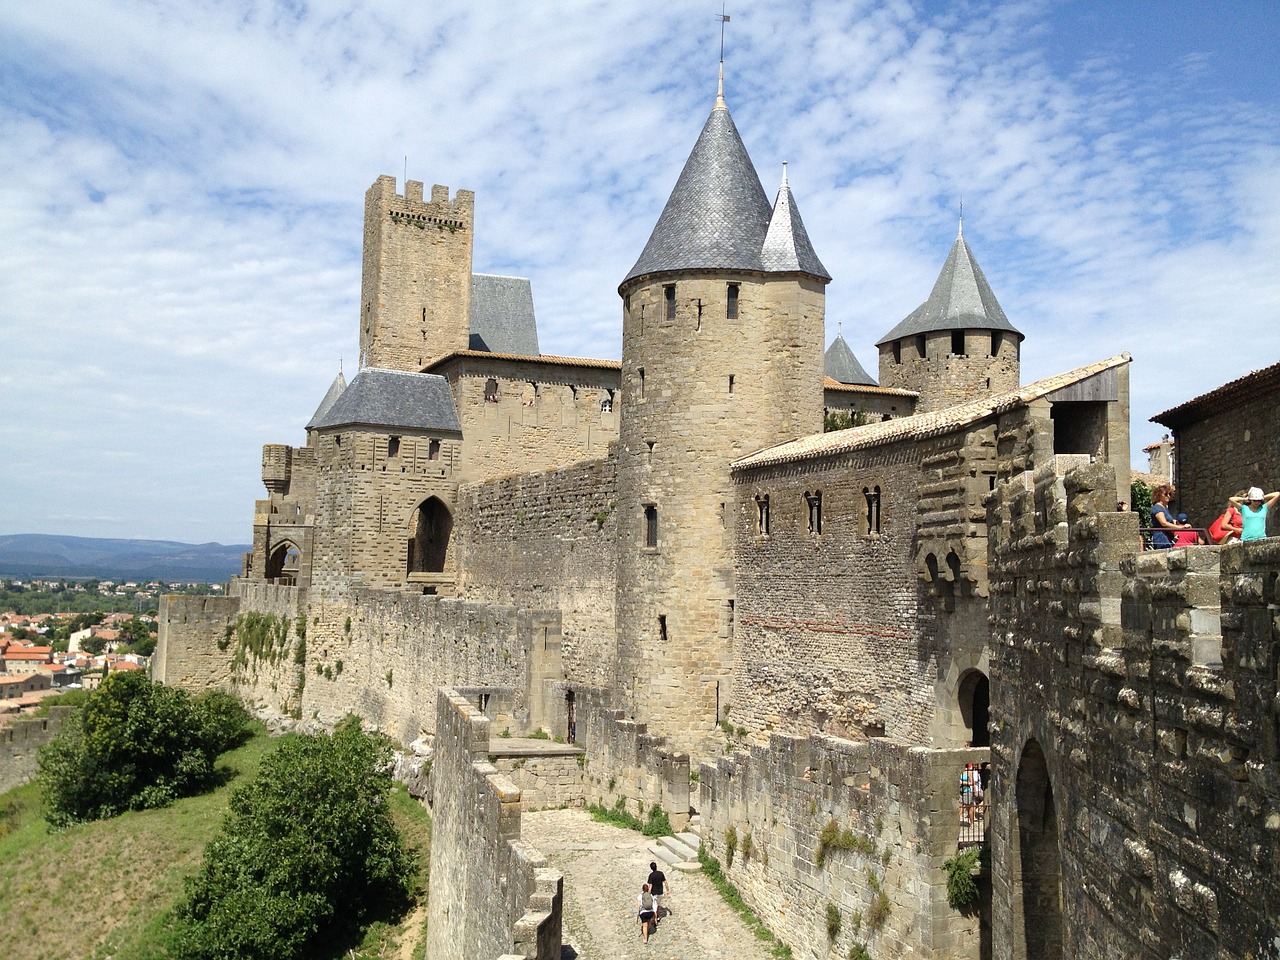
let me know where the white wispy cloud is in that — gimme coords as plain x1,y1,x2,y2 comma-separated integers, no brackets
1,0,1276,542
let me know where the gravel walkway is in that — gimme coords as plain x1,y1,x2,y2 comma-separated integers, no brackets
522,808,779,960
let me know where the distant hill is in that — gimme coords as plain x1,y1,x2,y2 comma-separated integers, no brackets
0,534,249,582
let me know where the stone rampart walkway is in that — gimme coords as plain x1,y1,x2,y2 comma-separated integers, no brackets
522,808,779,960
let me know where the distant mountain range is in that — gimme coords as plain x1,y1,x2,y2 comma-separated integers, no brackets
0,534,250,583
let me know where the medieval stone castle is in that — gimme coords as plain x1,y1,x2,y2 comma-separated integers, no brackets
155,73,1279,960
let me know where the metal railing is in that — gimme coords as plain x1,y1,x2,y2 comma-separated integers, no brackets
1138,527,1211,550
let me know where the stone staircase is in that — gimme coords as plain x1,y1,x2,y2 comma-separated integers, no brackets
648,813,703,872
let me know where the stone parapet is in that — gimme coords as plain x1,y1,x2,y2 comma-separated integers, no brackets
698,731,985,960
988,461,1279,959
426,687,562,960
0,706,73,794
570,685,690,830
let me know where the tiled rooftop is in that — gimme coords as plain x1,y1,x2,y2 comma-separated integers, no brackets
736,353,1131,471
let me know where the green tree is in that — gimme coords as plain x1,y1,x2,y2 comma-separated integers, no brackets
823,407,873,432
172,717,414,960
80,634,107,655
1130,479,1153,522
37,673,250,827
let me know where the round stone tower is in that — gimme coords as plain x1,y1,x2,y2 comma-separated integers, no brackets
876,227,1023,413
614,73,830,755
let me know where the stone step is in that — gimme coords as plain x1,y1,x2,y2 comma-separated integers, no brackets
675,831,701,850
658,835,699,862
648,842,683,867
687,814,702,836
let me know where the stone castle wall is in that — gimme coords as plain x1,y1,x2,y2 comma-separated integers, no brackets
1172,387,1280,539
987,461,1280,960
731,441,927,744
698,733,987,960
310,429,462,595
570,685,690,829
615,272,826,755
153,594,243,691
225,581,308,722
457,457,619,689
360,177,474,371
0,706,73,794
426,687,562,960
878,329,1019,414
444,356,620,486
299,591,533,745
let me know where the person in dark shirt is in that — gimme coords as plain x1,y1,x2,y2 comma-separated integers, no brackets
647,861,669,922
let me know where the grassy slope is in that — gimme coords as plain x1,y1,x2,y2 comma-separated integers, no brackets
0,728,431,960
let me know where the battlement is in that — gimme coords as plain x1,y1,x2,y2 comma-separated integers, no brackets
367,175,473,225
426,687,563,960
360,175,474,372
987,460,1280,959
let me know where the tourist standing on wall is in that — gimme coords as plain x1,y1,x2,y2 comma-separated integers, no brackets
1230,487,1280,541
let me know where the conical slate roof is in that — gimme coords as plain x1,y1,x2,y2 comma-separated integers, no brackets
824,333,875,385
306,370,347,430
761,166,830,280
876,234,1023,346
622,100,772,285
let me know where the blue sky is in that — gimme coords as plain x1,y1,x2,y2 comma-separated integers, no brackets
2,0,1278,544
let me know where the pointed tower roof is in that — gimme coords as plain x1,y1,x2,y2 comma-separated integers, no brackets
622,92,772,286
306,370,347,430
761,164,830,280
824,333,875,385
876,234,1023,346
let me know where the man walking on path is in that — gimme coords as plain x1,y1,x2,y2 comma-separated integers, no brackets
647,861,670,922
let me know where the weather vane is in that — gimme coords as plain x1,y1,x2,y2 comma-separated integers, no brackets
718,5,730,62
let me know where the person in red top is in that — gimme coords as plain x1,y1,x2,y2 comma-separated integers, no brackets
1173,514,1203,546
1208,493,1245,544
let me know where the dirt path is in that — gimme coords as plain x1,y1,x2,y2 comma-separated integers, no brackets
522,809,778,960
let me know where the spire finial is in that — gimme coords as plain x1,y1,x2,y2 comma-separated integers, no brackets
781,160,788,186
339,357,344,375
715,6,730,109
958,197,963,238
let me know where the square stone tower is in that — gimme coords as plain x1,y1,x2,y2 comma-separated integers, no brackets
359,176,474,372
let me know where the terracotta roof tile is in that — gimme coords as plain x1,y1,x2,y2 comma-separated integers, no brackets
1151,359,1280,429
736,353,1131,471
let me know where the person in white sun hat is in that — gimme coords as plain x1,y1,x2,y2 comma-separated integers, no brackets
1229,486,1280,541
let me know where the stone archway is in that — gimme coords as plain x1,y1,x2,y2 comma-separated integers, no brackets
407,497,452,574
266,541,300,585
1015,739,1062,959
959,669,990,747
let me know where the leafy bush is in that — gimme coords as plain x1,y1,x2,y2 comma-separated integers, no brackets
37,673,250,827
944,847,983,910
171,717,414,960
193,689,254,754
725,824,738,867
585,800,672,838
